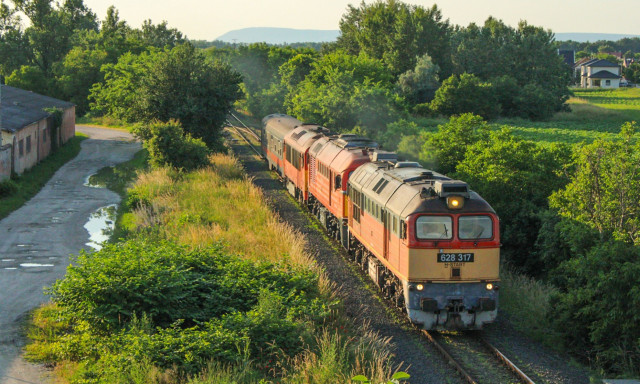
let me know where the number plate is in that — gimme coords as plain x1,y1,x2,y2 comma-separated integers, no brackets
437,253,474,263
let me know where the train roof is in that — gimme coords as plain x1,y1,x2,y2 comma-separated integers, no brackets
310,135,379,174
263,114,302,140
284,125,328,153
350,163,496,218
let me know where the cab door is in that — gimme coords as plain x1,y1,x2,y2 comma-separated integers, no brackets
383,210,389,260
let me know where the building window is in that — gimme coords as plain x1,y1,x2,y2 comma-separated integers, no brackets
43,127,47,142
26,135,31,154
19,139,24,157
605,80,611,86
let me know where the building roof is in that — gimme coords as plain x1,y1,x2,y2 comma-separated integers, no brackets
585,59,620,68
0,85,74,133
588,70,622,79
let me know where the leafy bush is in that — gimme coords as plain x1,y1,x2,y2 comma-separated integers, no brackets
454,129,571,273
550,240,640,375
430,73,500,120
49,239,321,332
0,179,18,197
421,113,489,175
134,120,209,171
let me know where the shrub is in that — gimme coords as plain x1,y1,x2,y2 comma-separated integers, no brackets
49,239,321,332
550,240,640,375
430,73,500,120
0,179,18,197
134,120,209,171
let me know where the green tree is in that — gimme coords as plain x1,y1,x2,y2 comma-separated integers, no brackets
133,120,209,170
287,51,396,135
397,53,440,105
5,64,50,92
421,113,489,175
89,50,153,121
455,129,571,272
430,73,500,119
550,122,640,245
337,0,451,78
54,46,108,114
550,240,640,374
138,43,243,150
0,1,30,77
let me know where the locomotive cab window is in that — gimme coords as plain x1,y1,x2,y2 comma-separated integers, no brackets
416,216,453,240
458,215,493,240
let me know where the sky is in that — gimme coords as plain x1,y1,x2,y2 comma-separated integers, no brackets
81,0,639,40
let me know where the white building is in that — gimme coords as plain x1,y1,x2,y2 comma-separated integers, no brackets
576,59,622,88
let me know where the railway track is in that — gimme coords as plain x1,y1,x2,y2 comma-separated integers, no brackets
226,112,537,384
225,114,263,158
423,330,536,384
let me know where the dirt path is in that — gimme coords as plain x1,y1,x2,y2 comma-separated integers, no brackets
0,126,140,384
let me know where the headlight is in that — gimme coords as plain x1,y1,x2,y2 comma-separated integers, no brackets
486,283,493,290
416,284,424,291
447,196,465,210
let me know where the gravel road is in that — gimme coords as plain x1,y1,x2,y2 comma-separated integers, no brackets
0,126,140,384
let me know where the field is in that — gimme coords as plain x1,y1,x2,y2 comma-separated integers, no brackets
496,87,640,144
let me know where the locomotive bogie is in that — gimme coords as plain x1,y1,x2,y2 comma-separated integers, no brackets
403,280,498,330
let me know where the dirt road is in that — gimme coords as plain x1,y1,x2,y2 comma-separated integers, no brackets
0,126,140,384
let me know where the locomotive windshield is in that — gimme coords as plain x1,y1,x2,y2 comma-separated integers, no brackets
458,215,493,240
416,216,452,240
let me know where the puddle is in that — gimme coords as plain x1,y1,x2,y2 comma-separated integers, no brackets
3,268,17,270
2,259,15,262
84,168,113,188
16,244,34,248
20,263,54,268
84,204,117,250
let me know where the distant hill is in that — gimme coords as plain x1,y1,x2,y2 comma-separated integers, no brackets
555,33,640,42
215,28,340,44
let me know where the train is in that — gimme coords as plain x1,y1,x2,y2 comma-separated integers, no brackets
261,113,500,330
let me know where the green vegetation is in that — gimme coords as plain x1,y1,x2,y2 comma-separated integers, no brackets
0,134,87,219
132,120,209,171
28,153,398,383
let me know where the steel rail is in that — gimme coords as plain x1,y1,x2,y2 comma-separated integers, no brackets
229,112,261,141
225,121,263,159
423,330,536,384
479,337,537,384
422,331,479,384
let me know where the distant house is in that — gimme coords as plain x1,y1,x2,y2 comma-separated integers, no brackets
575,59,622,88
557,49,575,67
0,85,75,179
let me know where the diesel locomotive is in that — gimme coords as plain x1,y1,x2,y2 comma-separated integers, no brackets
261,113,500,330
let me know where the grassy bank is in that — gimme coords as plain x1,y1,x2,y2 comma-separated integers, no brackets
76,115,131,130
27,152,398,383
0,133,87,220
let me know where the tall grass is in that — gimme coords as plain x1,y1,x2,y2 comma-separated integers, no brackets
128,154,313,269
499,268,561,346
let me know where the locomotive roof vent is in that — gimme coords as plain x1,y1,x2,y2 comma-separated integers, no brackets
433,180,470,198
334,135,379,149
369,150,398,164
394,161,421,169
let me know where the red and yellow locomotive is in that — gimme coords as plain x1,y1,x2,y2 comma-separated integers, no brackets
262,114,500,330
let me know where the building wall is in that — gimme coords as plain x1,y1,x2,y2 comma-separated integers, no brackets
1,105,75,176
61,107,75,144
0,145,11,181
11,121,40,174
38,118,52,161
